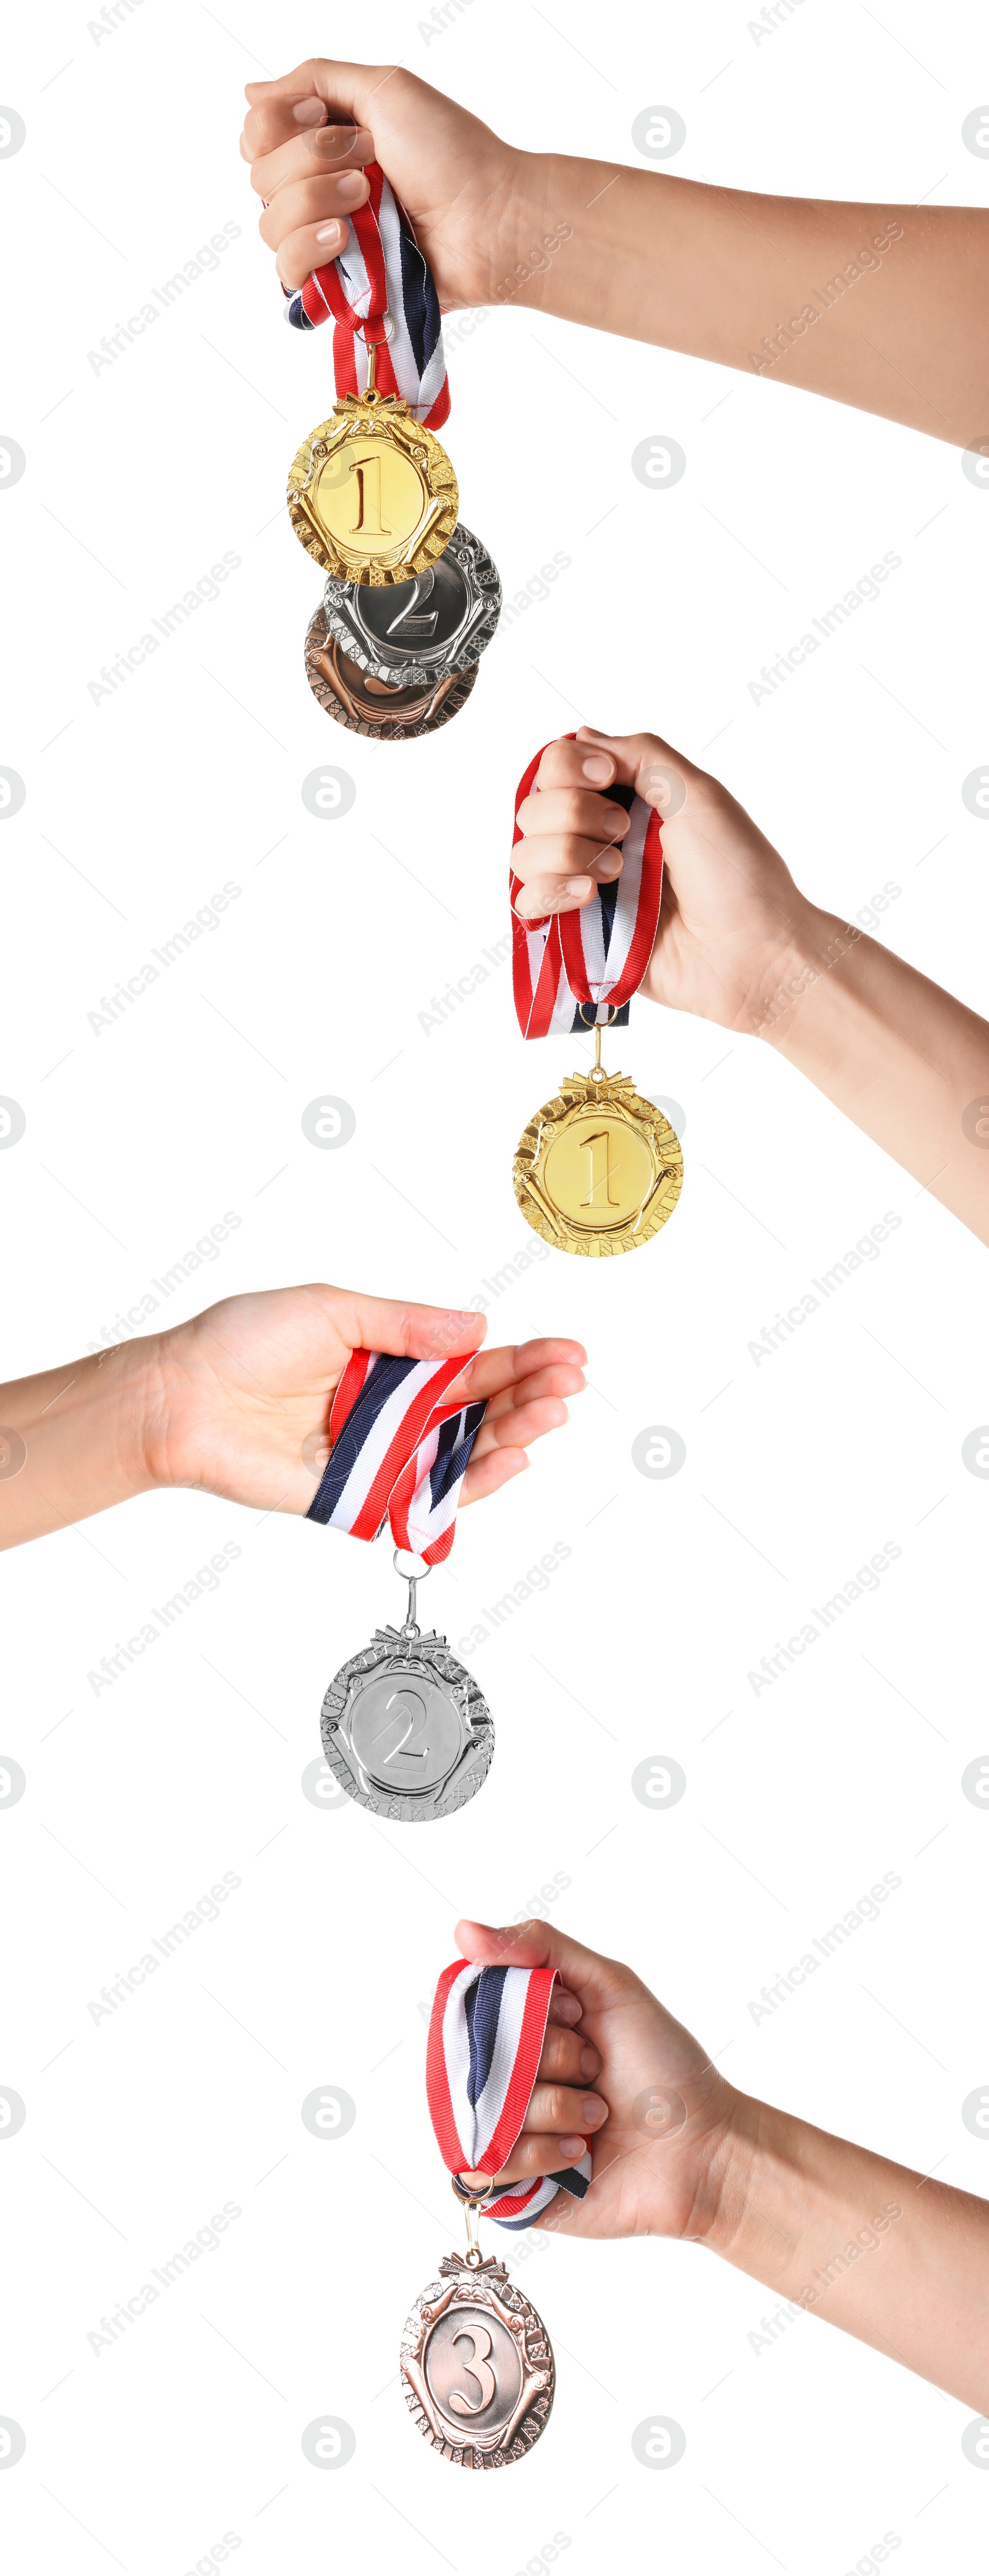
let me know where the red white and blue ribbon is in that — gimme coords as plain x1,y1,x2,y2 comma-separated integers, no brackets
305,1352,484,1566
427,1960,593,2231
511,736,663,1038
284,161,451,431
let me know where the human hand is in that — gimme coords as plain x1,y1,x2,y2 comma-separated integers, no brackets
455,1916,737,2242
144,1286,585,1517
513,727,818,1036
240,59,529,309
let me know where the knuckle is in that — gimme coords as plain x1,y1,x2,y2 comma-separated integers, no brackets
299,175,339,221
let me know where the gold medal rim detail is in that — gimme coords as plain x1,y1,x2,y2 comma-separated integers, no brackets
400,2255,555,2468
286,395,459,585
512,1069,684,1258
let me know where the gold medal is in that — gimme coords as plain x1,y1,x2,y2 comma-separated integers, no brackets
513,1026,683,1258
286,343,459,587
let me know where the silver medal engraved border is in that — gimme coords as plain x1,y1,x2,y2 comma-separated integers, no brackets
400,2255,556,2469
320,522,502,685
320,1621,494,1823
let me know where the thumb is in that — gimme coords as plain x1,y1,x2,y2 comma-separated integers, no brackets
331,1292,486,1365
577,726,694,820
455,1915,627,2012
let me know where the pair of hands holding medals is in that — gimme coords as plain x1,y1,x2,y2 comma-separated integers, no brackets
236,60,989,2469
239,59,782,2468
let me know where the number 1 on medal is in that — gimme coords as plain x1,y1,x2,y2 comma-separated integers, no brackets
580,1129,619,1208
350,454,392,537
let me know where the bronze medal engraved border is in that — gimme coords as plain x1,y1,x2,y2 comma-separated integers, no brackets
513,1071,684,1258
286,397,459,585
304,606,478,740
320,1627,494,1822
401,2255,555,2468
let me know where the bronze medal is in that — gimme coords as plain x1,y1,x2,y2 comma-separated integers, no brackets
305,605,477,739
401,2250,554,2470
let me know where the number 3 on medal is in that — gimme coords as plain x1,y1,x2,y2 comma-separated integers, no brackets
349,454,391,538
447,2324,496,2415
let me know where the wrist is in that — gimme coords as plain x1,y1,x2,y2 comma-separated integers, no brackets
77,1338,167,1499
491,151,603,320
700,2090,776,2263
0,1336,165,1550
629,2073,754,2248
749,904,860,1052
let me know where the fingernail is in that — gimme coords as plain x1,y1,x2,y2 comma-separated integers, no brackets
558,2136,585,2159
554,1996,581,2023
582,753,614,783
335,171,367,206
292,98,326,125
315,221,344,246
582,2096,606,2125
568,877,593,902
579,2046,598,2077
597,855,623,879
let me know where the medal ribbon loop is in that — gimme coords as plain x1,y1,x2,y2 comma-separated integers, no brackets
305,1351,485,1566
427,1959,593,2231
511,735,663,1038
284,161,451,429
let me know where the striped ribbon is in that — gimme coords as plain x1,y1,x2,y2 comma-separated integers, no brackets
305,1352,485,1566
427,1959,593,2231
511,736,663,1038
283,161,450,430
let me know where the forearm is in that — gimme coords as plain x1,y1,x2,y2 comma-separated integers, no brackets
512,158,987,445
755,904,989,1243
706,2093,989,2407
0,1343,162,1547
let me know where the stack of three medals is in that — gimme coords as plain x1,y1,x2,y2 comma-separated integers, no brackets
287,357,501,741
305,524,501,739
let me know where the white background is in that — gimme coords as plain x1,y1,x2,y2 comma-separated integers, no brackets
2,2,988,2571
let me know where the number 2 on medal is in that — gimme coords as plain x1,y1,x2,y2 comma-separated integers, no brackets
447,2323,496,2414
349,454,392,537
580,1129,619,1208
387,574,438,638
372,1687,430,1769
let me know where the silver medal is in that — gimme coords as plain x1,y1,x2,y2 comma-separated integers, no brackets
320,1553,494,1823
320,521,501,685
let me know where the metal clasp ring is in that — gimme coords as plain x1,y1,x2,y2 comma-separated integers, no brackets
452,2172,496,2265
577,1001,618,1077
393,1545,431,1637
